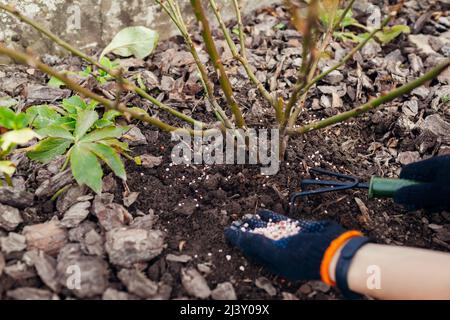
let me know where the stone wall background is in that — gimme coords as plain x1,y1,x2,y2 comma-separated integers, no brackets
0,0,278,57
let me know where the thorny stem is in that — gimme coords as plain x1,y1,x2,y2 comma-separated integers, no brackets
0,3,206,128
156,0,233,129
274,96,285,124
190,0,246,129
208,0,276,112
114,68,125,110
288,57,450,135
285,12,395,131
231,0,247,61
286,1,340,129
0,44,221,137
283,0,320,124
301,13,395,99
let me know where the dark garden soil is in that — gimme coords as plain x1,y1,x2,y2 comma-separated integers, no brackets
1,1,450,300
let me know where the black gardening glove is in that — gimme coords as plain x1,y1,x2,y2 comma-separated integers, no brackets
394,155,450,212
224,210,364,281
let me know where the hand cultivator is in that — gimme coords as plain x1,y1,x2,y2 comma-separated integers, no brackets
290,167,420,212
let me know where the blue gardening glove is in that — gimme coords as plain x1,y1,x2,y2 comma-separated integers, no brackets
394,155,450,212
225,210,358,281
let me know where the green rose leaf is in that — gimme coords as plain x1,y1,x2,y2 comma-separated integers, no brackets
0,97,18,108
48,76,66,88
101,139,130,152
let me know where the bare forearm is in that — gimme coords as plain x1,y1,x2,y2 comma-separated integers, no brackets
338,244,450,300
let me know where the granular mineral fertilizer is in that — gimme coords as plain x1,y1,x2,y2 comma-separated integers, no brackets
250,220,301,240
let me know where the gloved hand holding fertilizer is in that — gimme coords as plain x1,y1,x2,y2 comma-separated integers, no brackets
225,156,450,300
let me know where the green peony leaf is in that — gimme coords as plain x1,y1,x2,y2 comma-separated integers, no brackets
0,161,16,176
27,138,72,163
1,128,39,150
74,110,99,141
62,96,87,114
37,125,74,140
80,126,127,143
70,144,103,194
83,142,126,180
26,105,62,129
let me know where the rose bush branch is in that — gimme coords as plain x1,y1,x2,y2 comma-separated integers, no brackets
190,0,246,128
300,13,395,102
286,1,340,129
286,10,396,132
0,3,206,128
283,0,321,125
232,0,247,60
288,56,450,135
0,44,221,137
208,0,277,115
155,0,233,129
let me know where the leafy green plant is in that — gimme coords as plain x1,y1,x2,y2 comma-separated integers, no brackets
48,57,120,87
0,105,38,185
96,57,120,84
27,97,128,194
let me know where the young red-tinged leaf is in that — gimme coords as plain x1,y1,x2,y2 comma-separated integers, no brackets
74,110,99,141
27,138,72,163
70,144,103,194
82,142,126,181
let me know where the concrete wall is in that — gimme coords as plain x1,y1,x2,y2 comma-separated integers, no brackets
0,0,278,57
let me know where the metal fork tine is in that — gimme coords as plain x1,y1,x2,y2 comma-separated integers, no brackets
290,167,368,213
